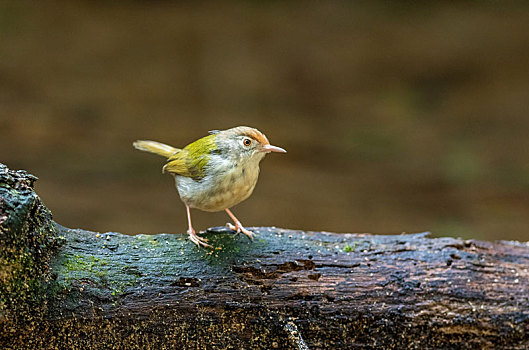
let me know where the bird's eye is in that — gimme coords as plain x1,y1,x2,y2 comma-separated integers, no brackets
242,138,252,147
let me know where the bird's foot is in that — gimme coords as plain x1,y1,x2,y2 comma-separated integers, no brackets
187,229,212,248
227,222,255,240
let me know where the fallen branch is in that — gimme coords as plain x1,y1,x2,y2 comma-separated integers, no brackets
1,163,528,349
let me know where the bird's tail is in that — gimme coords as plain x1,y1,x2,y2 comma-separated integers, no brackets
133,140,180,158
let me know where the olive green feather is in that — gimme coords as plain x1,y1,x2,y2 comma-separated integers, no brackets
133,140,180,158
163,134,217,180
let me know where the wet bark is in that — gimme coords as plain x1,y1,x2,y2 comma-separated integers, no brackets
1,163,528,349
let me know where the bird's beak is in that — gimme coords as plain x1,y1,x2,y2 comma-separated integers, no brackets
261,144,287,153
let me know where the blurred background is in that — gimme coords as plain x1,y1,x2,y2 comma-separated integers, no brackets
1,1,528,241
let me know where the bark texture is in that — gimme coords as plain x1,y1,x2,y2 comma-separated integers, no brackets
0,163,528,349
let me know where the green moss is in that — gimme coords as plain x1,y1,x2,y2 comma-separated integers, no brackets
63,254,86,271
61,254,110,276
343,243,356,252
0,164,59,326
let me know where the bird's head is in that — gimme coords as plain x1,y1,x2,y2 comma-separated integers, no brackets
212,126,286,163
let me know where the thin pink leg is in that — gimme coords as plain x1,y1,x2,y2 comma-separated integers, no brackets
225,208,254,239
186,204,193,233
185,204,211,248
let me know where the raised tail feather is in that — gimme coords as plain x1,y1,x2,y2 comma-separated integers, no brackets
133,140,180,158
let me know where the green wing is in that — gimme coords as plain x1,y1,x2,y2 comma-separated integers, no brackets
163,134,217,180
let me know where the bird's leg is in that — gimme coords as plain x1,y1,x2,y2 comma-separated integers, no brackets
225,208,254,240
185,205,212,248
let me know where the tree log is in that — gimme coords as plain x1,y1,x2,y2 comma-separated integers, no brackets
0,163,528,349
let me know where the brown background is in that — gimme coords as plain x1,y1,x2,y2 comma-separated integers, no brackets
1,1,529,241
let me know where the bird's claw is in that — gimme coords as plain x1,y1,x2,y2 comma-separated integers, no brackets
187,229,213,248
226,222,255,240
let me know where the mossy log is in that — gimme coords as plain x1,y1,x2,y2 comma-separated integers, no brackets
1,163,528,349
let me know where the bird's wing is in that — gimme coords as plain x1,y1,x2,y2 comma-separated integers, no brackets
162,150,193,177
163,134,217,181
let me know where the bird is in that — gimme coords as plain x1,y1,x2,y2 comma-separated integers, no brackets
133,126,286,248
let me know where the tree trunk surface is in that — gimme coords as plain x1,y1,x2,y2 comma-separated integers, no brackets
1,163,528,349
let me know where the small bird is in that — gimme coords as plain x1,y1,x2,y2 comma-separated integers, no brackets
133,126,286,248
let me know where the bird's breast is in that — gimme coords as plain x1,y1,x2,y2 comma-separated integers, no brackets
175,162,260,212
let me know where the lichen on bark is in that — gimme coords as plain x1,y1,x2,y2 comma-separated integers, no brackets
0,164,59,329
